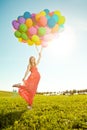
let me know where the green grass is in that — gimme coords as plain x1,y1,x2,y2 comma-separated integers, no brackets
0,91,87,130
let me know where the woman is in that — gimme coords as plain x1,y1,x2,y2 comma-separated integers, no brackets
13,52,41,109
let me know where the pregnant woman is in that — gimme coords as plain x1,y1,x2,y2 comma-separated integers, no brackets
12,51,42,110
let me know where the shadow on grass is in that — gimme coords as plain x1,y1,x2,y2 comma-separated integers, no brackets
0,110,26,129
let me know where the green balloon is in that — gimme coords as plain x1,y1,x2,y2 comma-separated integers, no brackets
14,31,21,38
19,24,27,32
21,33,28,40
38,27,46,36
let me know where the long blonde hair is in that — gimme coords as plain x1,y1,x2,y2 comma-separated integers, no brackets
29,56,36,68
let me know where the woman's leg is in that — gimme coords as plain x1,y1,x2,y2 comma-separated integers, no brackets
12,83,21,88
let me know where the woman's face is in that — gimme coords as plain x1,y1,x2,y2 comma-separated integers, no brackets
30,57,35,64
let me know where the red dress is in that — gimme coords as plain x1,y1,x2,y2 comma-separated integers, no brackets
18,66,40,106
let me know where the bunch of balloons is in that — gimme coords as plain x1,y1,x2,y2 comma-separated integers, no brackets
12,9,65,47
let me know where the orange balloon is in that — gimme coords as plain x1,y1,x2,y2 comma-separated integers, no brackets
51,24,59,33
49,12,54,16
35,13,41,21
25,18,33,28
38,16,47,26
35,40,41,45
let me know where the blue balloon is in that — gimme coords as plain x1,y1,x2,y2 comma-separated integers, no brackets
46,15,50,20
17,16,22,19
52,14,59,22
44,9,50,14
47,18,56,28
23,12,31,19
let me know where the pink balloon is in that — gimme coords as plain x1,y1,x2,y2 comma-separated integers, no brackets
31,13,36,18
41,41,48,47
34,25,39,29
28,26,37,35
43,34,54,41
31,13,36,22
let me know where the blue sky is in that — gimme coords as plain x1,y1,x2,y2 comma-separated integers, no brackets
0,0,87,92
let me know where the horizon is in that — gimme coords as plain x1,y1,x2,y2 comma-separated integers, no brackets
0,0,87,92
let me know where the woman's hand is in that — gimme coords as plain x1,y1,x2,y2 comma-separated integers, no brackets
22,78,25,81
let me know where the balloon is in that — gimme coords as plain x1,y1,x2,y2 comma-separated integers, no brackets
27,39,34,46
21,33,28,40
49,12,54,16
47,18,56,28
38,16,47,26
38,27,46,36
23,12,31,19
52,14,59,22
44,9,50,14
19,24,27,32
43,34,54,41
28,26,37,35
40,11,46,16
25,18,33,28
54,10,61,16
12,20,20,30
41,41,48,47
35,40,41,45
35,13,41,21
31,13,36,22
18,17,25,24
51,24,59,33
58,16,65,25
31,35,40,43
18,38,22,42
46,15,50,20
12,9,65,46
14,31,21,38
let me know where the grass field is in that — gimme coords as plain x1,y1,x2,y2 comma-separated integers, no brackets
0,91,87,130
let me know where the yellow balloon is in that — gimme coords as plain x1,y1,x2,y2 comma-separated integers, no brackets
58,16,65,25
31,35,40,43
18,38,22,42
40,11,46,16
35,13,41,21
27,39,34,46
54,10,61,16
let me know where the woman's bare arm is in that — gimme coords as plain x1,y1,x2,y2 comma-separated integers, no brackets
37,52,41,65
36,47,42,65
22,64,30,80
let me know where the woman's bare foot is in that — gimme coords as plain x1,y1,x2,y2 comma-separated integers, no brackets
12,83,21,88
27,105,32,110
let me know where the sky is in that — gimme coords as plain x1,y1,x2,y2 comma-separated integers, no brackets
0,0,87,92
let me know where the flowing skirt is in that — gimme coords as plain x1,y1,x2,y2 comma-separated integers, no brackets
18,71,40,106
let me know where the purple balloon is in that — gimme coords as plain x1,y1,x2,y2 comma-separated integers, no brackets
12,20,20,30
18,17,25,24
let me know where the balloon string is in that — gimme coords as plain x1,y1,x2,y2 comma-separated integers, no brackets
35,45,43,54
35,45,39,53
